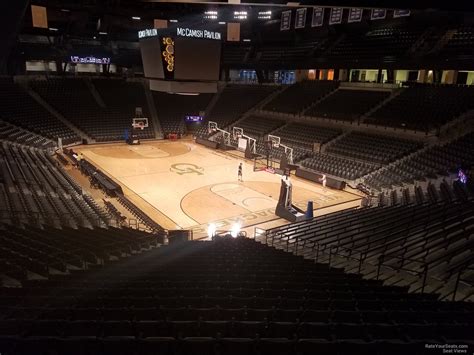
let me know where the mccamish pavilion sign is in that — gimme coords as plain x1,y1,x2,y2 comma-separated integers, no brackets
176,27,221,40
138,27,221,40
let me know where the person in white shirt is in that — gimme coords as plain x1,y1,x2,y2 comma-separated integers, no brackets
320,174,327,190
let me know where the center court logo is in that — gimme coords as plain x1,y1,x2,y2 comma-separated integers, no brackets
170,163,204,176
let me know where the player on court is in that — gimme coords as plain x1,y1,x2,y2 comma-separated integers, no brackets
238,163,243,182
320,174,327,190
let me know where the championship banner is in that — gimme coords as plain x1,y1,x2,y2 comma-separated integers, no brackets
393,9,411,18
371,9,387,20
295,8,307,29
227,22,240,42
329,8,343,25
348,8,363,23
311,7,324,27
31,5,48,29
280,10,292,31
154,19,168,29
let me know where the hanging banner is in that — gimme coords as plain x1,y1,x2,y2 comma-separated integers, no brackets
393,9,411,18
329,8,343,25
348,8,363,23
227,22,240,42
311,7,324,27
280,10,292,31
31,5,48,29
154,19,168,29
371,9,387,20
295,8,307,29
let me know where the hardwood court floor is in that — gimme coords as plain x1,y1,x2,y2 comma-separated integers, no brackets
75,140,362,237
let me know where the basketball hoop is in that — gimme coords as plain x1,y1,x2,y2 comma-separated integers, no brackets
133,123,145,130
132,117,148,130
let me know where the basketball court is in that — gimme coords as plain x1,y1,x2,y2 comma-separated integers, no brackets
75,140,362,238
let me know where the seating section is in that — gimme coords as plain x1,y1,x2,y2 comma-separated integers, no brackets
196,85,278,138
116,194,164,233
327,28,423,62
325,132,422,165
258,41,324,65
262,199,474,299
263,81,339,114
1,237,472,354
440,26,474,57
0,121,55,149
273,122,341,151
306,89,390,121
153,92,213,136
0,224,158,282
222,44,250,65
0,140,109,229
91,79,154,140
256,122,342,163
32,78,154,142
0,78,79,145
232,115,285,139
64,152,164,233
367,84,474,131
300,154,377,181
364,132,474,190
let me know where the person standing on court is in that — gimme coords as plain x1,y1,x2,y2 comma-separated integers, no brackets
238,163,243,182
320,174,327,189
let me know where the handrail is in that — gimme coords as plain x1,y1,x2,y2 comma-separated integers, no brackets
376,253,429,293
329,244,366,273
451,258,474,301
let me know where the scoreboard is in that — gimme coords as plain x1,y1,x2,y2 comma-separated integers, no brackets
139,26,222,92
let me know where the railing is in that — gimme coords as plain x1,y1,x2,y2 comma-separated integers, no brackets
261,225,432,293
328,244,367,273
376,253,429,293
450,260,474,301
340,81,400,90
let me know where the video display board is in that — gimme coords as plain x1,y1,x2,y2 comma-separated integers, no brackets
139,27,221,82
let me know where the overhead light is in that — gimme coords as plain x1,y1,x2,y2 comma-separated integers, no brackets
230,223,241,238
49,27,58,31
98,31,108,35
219,21,226,25
204,10,218,20
243,38,251,42
258,10,272,19
60,8,70,12
131,16,141,20
234,11,247,20
169,19,178,23
207,223,216,238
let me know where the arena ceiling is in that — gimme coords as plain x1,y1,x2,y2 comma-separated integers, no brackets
29,0,474,13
